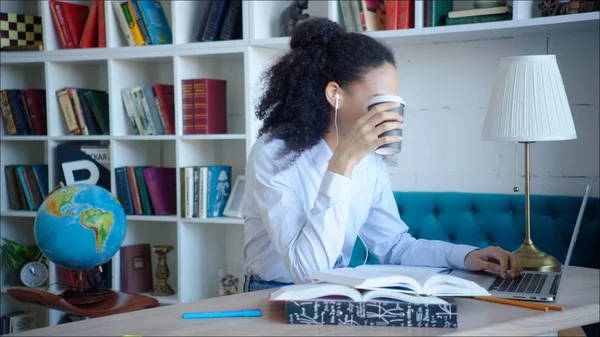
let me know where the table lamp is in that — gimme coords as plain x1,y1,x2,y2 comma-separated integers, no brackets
481,55,577,272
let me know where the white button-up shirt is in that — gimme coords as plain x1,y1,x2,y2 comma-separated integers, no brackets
242,134,477,284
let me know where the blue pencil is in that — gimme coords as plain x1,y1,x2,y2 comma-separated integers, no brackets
182,309,262,319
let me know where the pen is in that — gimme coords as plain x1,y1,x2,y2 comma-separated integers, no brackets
474,296,564,312
182,309,262,319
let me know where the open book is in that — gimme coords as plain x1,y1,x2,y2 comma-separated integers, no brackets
269,283,450,305
310,265,490,297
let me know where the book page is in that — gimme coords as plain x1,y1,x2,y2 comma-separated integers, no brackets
355,265,449,286
311,267,422,292
269,283,363,302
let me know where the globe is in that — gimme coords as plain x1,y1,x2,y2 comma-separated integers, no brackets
34,184,126,271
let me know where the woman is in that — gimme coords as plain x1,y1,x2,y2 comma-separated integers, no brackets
241,18,521,292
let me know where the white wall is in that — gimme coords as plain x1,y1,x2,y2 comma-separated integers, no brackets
387,30,599,197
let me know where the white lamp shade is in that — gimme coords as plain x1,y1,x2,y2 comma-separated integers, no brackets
481,55,577,142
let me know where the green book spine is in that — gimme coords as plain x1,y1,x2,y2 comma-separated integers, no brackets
426,0,454,27
84,90,109,135
446,13,512,25
134,166,153,215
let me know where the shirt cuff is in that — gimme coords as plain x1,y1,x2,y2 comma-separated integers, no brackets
320,170,353,205
448,244,479,269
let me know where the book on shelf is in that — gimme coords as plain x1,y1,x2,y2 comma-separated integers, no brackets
1,310,36,334
338,0,414,33
56,143,110,190
4,164,48,211
195,0,243,42
0,12,43,50
311,265,490,297
115,166,176,216
270,283,458,328
121,84,174,135
48,0,106,49
424,0,454,27
1,89,47,136
181,78,227,135
446,6,512,25
386,0,415,30
112,0,172,47
56,87,109,136
180,165,231,219
120,243,153,294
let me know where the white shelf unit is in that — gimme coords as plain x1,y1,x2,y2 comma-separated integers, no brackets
1,0,598,329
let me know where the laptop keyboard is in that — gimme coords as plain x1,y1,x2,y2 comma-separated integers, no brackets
488,273,547,294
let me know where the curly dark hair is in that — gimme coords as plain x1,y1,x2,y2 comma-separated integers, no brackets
255,17,396,169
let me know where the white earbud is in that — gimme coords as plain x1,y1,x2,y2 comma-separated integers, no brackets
334,93,340,147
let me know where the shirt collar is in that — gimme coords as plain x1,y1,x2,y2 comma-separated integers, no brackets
309,138,334,168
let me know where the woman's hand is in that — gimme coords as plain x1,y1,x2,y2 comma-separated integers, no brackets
464,246,523,279
328,102,403,177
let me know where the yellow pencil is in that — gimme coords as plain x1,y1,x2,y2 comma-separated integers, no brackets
474,296,565,312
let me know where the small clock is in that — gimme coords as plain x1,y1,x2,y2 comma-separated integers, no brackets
20,261,49,288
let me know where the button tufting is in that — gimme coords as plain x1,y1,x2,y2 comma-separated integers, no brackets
448,234,456,241
433,207,440,217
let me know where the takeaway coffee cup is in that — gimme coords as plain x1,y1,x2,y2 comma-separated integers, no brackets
367,94,406,155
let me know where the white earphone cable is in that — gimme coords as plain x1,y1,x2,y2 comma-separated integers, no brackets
358,233,369,265
334,93,339,148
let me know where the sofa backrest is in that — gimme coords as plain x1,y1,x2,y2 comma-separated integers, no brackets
350,192,600,269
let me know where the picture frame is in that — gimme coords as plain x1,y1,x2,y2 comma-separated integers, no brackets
223,175,246,218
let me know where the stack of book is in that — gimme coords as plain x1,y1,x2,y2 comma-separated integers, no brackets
56,261,112,291
4,164,49,211
121,85,174,135
112,0,172,46
181,78,226,135
48,0,106,49
1,311,36,334
270,265,491,327
338,0,387,32
338,0,416,32
194,0,242,42
56,88,109,136
115,166,176,216
1,89,47,136
446,5,512,25
180,165,231,219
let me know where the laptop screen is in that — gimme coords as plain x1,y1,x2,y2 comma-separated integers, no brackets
555,176,599,301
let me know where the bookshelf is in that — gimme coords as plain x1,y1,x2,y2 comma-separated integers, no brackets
1,0,598,330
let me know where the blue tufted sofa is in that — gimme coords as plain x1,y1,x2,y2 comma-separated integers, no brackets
350,191,600,335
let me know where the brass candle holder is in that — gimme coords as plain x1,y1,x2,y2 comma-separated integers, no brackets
151,245,175,296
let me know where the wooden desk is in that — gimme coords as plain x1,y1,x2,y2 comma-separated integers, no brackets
10,266,599,336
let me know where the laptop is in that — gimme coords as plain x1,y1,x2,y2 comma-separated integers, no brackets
448,176,598,302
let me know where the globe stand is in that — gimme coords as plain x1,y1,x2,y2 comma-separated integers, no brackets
60,269,114,306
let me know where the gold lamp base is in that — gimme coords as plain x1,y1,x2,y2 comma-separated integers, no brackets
514,242,562,272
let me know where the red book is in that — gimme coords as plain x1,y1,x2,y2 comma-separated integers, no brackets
386,0,398,30
23,89,47,135
59,1,90,48
397,0,414,29
97,0,106,47
79,0,98,48
153,84,175,135
120,244,153,294
49,0,74,48
193,79,227,134
181,80,194,135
